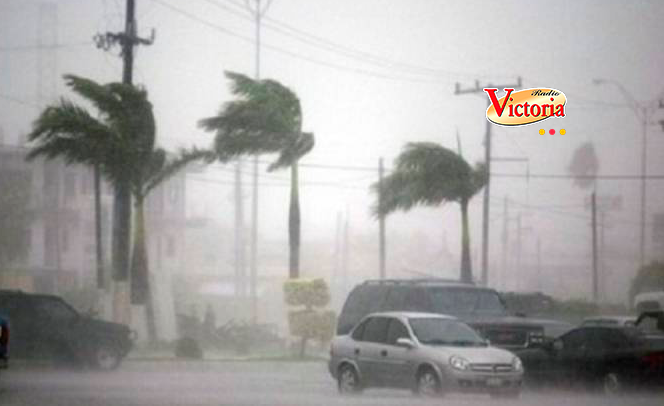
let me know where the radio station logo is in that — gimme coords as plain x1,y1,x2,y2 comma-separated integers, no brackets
483,87,567,127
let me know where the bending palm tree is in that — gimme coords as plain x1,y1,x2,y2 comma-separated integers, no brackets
28,75,139,323
373,142,487,283
29,75,208,339
200,72,314,279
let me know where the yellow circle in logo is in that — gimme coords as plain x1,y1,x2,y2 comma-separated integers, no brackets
560,129,566,135
539,129,545,135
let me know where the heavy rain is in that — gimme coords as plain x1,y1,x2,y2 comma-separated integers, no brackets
1,0,664,405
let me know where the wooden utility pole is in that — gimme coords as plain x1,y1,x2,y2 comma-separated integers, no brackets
94,0,154,322
591,191,598,302
501,196,509,290
455,77,522,287
378,157,386,279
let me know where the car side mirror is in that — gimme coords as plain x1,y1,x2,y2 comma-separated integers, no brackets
396,338,415,349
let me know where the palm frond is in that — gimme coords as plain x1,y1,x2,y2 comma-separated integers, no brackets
268,132,314,171
143,147,214,195
63,74,122,119
371,142,485,216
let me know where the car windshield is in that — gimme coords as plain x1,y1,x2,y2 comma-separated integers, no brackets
428,287,508,316
409,318,486,347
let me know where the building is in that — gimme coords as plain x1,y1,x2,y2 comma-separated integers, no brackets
0,142,187,340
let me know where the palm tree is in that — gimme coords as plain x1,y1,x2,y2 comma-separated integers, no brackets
27,75,138,323
372,142,487,283
199,71,314,279
28,75,209,338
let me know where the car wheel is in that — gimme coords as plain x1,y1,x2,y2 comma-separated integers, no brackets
602,372,623,395
337,364,362,394
415,367,442,397
92,343,122,371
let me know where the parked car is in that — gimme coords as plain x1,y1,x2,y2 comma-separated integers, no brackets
0,290,133,370
329,312,523,397
0,314,8,370
337,279,558,350
519,325,664,393
582,316,637,327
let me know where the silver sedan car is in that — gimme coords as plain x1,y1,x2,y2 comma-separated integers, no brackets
329,312,523,397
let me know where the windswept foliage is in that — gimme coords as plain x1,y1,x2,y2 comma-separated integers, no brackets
200,71,314,278
372,142,487,282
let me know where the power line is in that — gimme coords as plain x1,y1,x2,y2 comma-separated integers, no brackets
0,41,93,52
152,0,447,85
210,0,501,81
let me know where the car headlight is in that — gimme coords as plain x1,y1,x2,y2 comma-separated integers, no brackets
512,356,523,372
449,355,470,371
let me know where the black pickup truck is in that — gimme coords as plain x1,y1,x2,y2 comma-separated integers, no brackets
0,290,133,370
336,279,569,351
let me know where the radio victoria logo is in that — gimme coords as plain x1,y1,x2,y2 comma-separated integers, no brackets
483,87,567,127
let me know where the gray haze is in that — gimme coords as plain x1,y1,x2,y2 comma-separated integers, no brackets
1,0,664,303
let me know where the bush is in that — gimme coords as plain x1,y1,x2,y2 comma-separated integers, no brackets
283,279,336,357
174,337,203,359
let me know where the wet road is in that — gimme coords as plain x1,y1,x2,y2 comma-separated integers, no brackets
1,360,662,406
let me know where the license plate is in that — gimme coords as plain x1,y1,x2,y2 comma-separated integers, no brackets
486,378,503,387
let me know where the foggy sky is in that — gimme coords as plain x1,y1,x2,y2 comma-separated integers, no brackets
1,0,663,301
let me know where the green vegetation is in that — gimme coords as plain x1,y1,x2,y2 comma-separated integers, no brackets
283,279,336,357
373,142,487,283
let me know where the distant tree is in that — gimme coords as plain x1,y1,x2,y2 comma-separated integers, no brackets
568,142,599,189
199,72,314,279
0,170,31,270
372,142,487,283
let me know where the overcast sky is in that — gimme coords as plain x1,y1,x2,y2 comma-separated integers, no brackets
1,0,663,299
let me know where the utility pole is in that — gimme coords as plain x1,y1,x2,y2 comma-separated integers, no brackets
591,191,598,302
245,0,274,323
94,0,154,323
501,196,509,290
536,237,542,292
342,209,350,297
516,213,522,290
455,77,522,287
378,157,386,279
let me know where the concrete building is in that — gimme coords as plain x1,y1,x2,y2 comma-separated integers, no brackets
0,142,187,340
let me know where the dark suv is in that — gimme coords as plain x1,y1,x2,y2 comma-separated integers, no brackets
0,314,8,370
337,279,552,351
0,290,133,370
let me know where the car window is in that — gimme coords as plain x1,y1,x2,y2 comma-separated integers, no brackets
361,317,389,343
351,318,369,340
409,317,485,346
33,298,78,322
344,285,387,315
384,287,409,311
429,287,507,316
385,318,410,345
596,329,630,350
560,329,591,351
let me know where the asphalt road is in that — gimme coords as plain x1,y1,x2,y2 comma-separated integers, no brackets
1,360,663,406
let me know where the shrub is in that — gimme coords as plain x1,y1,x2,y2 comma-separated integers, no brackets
283,279,336,357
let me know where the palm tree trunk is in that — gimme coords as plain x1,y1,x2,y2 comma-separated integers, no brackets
112,182,132,325
289,162,301,279
460,198,473,283
130,196,157,342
